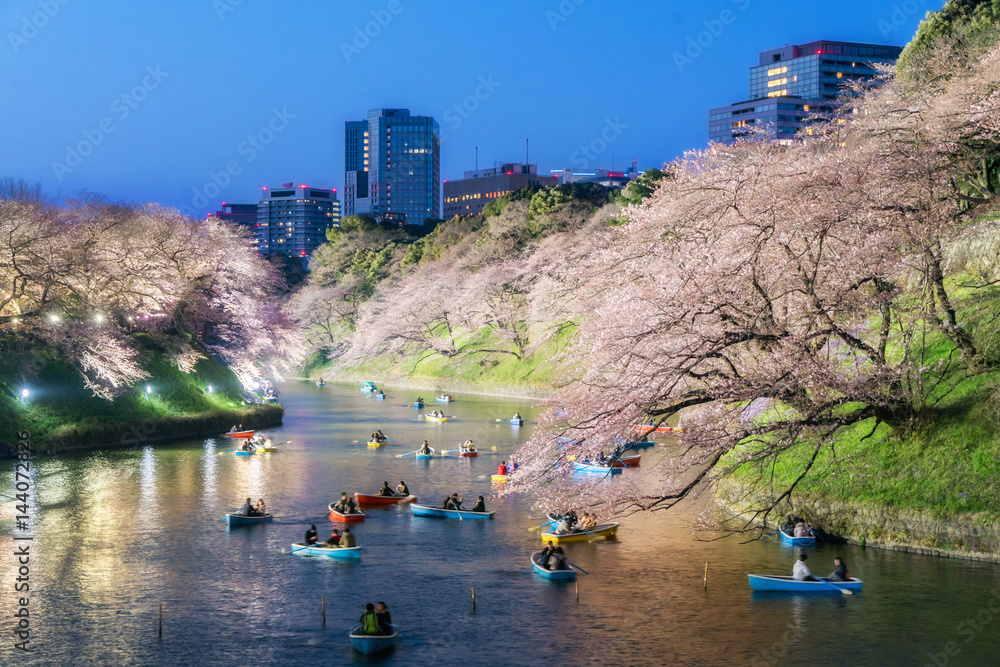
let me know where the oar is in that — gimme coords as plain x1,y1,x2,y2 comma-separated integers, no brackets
528,520,556,532
440,449,460,455
568,562,589,574
217,447,239,455
818,578,852,596
396,449,422,458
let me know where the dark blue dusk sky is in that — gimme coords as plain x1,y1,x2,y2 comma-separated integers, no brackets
1,0,936,216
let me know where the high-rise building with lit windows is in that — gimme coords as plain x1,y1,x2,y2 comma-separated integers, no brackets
344,108,440,224
256,184,340,266
708,40,902,145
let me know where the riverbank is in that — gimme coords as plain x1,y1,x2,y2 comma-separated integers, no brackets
298,373,550,401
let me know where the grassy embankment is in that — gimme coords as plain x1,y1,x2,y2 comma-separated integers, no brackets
0,335,282,457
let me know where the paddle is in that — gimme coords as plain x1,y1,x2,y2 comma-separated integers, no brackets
396,449,422,458
568,562,589,574
818,578,853,596
217,446,239,455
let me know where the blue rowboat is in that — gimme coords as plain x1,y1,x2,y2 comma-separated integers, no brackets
375,394,385,400
416,453,433,459
350,624,397,655
511,419,524,426
413,402,424,408
531,551,576,580
234,449,255,456
573,461,622,475
225,512,273,526
625,440,655,449
410,503,494,520
289,542,362,559
747,574,863,593
779,528,817,546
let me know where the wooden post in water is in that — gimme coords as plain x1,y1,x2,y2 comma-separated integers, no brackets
575,580,579,602
471,587,476,612
322,594,326,626
704,562,709,591
159,603,162,637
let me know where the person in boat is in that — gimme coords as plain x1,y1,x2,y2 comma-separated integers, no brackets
554,515,573,535
339,527,356,548
471,496,486,512
443,493,464,510
304,524,318,545
333,492,351,513
612,443,623,459
359,603,383,636
418,440,432,455
416,397,423,403
229,425,237,433
375,430,385,441
781,514,802,533
513,412,521,421
539,541,556,568
375,602,392,633
255,498,267,515
463,440,476,453
239,497,259,517
396,480,409,496
792,554,817,582
324,528,342,546
549,547,569,571
794,521,811,538
511,460,520,472
497,461,508,476
378,481,395,497
828,557,850,582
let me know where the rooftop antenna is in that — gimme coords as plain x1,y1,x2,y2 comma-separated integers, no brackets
525,138,529,166
475,146,478,171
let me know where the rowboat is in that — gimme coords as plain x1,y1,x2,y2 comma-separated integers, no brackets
531,550,576,580
350,624,398,655
539,522,619,543
491,474,508,483
410,503,494,520
613,454,641,468
256,447,280,453
290,542,363,559
225,512,273,526
416,453,433,459
747,574,863,593
234,449,255,456
425,414,448,422
316,380,325,387
413,400,424,408
633,425,677,434
375,394,386,400
360,382,377,392
367,440,388,447
436,395,453,402
328,504,366,522
778,528,817,546
459,450,478,457
354,493,417,506
625,440,655,449
225,430,255,439
510,419,524,426
573,461,622,475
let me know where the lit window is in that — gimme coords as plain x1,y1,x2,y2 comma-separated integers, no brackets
767,78,787,87
803,105,810,111
767,66,787,76
767,89,787,98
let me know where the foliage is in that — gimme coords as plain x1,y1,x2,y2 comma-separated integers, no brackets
897,0,1000,82
613,168,671,206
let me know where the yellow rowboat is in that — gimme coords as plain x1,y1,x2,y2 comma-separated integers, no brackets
256,447,280,453
540,522,619,544
424,415,449,422
491,474,508,483
367,440,388,447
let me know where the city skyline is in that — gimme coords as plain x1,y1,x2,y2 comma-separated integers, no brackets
1,1,932,216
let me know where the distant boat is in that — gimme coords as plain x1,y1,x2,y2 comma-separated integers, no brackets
375,393,386,400
539,522,619,544
624,440,655,450
354,493,417,506
436,395,453,402
349,624,398,655
459,450,477,457
747,574,863,593
360,382,377,392
424,414,448,422
633,424,679,434
410,503,494,520
234,448,255,456
225,513,273,527
416,453,433,459
290,542,362,559
510,418,524,426
367,439,388,447
613,454,641,468
491,474,508,483
573,461,622,475
778,528,817,546
531,550,576,580
413,399,424,408
316,380,325,387
225,430,255,439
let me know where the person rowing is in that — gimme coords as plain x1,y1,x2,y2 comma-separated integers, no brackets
239,497,260,516
794,521,812,538
442,493,464,510
359,603,383,636
497,461,508,476
539,540,556,567
792,554,817,582
333,492,358,514
395,480,409,496
513,412,521,421
304,524,318,545
548,546,568,571
418,440,432,455
471,496,486,512
461,439,476,453
378,481,395,497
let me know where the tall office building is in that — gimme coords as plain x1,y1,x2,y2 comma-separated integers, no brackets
344,108,440,225
708,40,902,145
256,184,340,265
443,162,557,217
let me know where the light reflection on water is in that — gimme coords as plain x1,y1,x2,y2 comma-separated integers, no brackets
1,381,999,665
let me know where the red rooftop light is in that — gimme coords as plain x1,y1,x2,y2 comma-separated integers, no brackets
300,184,307,188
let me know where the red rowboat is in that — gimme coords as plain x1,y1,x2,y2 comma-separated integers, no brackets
225,431,255,439
614,454,641,468
354,493,417,506
328,504,367,522
633,425,676,434
459,451,478,457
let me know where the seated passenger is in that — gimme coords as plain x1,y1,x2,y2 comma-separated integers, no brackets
339,528,356,548
828,557,849,582
419,440,432,455
550,547,569,571
333,492,350,513
396,480,409,496
324,528,342,546
239,497,258,516
794,522,811,538
471,496,486,512
359,603,382,636
497,461,508,476
378,481,395,497
255,498,267,515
